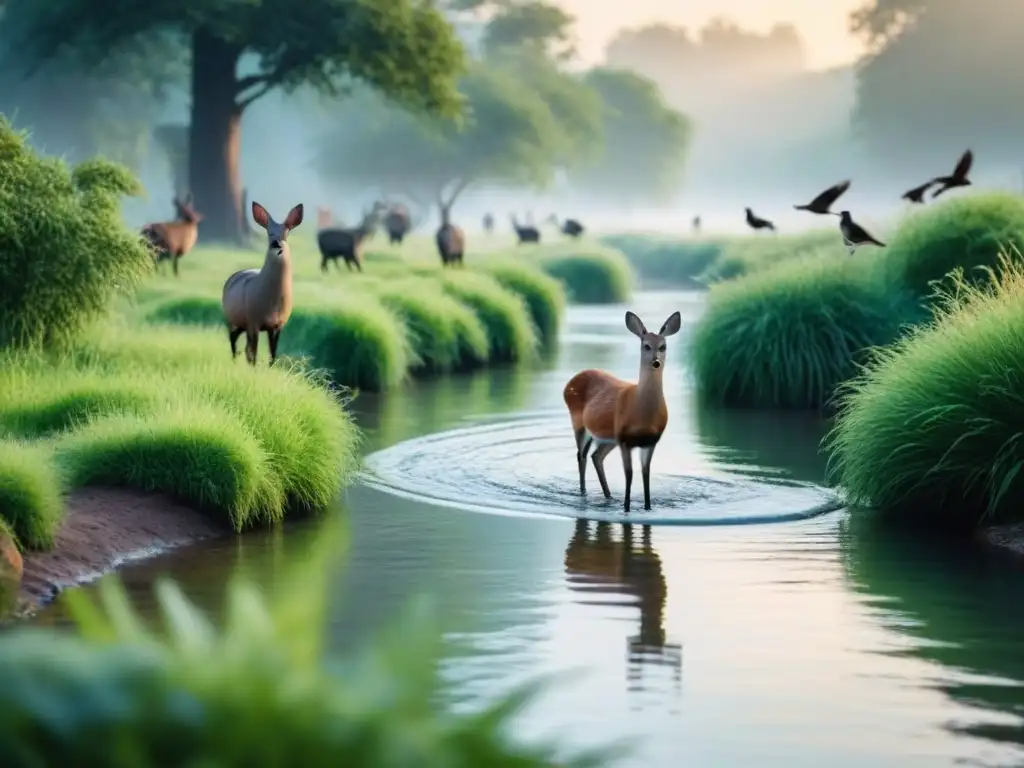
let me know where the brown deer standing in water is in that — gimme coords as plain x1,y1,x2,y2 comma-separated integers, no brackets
140,193,204,277
563,521,682,692
563,310,682,512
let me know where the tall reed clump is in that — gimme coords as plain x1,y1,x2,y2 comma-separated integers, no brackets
883,192,1024,299
539,246,633,304
697,230,839,284
483,262,566,349
690,255,919,410
826,253,1024,529
0,523,621,766
441,271,538,363
0,117,153,349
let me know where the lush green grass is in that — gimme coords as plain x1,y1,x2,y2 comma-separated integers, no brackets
537,244,633,303
697,231,840,284
0,523,620,765
483,261,566,349
826,254,1024,529
601,233,727,285
0,323,360,545
0,118,153,349
690,254,921,409
884,192,1024,299
440,271,538,363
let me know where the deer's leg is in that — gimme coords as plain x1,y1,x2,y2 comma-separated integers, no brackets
639,445,656,510
267,327,281,366
321,257,328,274
245,328,259,366
574,428,593,495
591,443,614,499
228,327,244,359
620,443,634,513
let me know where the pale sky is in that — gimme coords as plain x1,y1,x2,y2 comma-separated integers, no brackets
553,0,868,71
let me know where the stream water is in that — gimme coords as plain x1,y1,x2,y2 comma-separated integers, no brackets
34,290,1024,767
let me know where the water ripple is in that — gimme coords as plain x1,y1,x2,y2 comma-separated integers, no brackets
361,411,842,526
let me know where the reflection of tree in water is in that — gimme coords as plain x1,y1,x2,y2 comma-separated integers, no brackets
842,519,1024,760
563,520,682,705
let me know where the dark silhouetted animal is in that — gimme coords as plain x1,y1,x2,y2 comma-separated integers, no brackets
547,214,584,238
692,216,701,234
837,210,885,255
745,207,775,232
511,214,540,244
222,201,302,366
482,212,494,233
141,193,204,277
316,207,380,273
902,180,934,204
383,203,411,244
436,205,465,267
794,180,850,215
931,149,973,198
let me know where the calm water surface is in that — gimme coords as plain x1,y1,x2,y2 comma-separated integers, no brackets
35,291,1024,767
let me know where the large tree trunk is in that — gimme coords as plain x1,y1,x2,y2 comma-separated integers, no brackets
188,29,245,245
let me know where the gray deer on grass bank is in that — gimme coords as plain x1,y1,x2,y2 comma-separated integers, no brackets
222,202,303,366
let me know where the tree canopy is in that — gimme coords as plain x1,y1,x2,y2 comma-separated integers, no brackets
850,0,1024,172
314,58,596,210
567,68,692,206
481,0,576,61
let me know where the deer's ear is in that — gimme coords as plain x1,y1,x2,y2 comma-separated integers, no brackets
625,311,646,338
659,311,681,337
251,201,270,230
284,204,304,231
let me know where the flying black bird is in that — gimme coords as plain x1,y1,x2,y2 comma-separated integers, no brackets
794,180,850,215
931,149,973,198
901,180,934,204
836,210,885,255
745,207,775,232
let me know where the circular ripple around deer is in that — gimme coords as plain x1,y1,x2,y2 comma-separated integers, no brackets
360,411,842,526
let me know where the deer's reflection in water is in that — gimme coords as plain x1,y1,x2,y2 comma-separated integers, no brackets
563,519,683,709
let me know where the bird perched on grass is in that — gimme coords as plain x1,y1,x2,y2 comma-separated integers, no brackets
901,180,934,204
836,211,885,255
745,207,775,232
794,180,850,215
931,149,973,198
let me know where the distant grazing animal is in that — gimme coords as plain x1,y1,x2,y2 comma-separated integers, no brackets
547,214,584,238
221,201,303,366
692,216,701,234
511,214,540,244
794,180,850,215
836,210,885,255
383,203,412,244
744,207,775,232
436,204,465,268
931,149,974,198
316,207,380,273
140,193,204,277
483,212,495,233
902,180,934,204
563,310,682,512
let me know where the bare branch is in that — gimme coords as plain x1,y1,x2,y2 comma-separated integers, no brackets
234,73,270,95
237,80,275,110
442,177,473,208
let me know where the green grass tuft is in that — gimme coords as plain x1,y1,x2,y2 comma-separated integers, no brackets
0,323,360,542
826,253,1024,529
0,116,153,350
0,523,623,764
539,246,633,303
697,231,841,284
884,192,1024,298
441,271,538,363
0,442,64,549
483,261,566,348
690,255,920,409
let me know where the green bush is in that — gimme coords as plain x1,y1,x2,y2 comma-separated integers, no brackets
600,234,725,284
0,323,360,538
697,230,839,284
0,523,620,766
441,271,537,363
690,255,919,409
884,192,1024,298
0,117,153,349
826,254,1024,529
0,443,63,549
483,262,565,348
539,248,633,304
